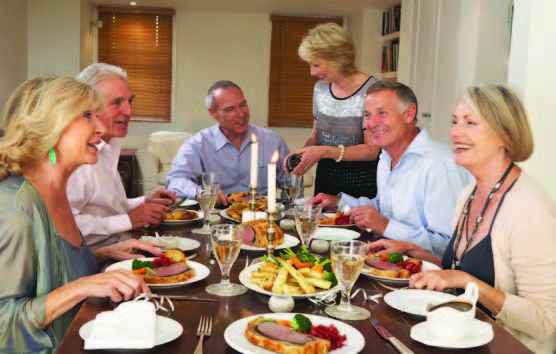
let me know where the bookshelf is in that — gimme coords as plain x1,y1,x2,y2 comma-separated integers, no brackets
381,5,401,81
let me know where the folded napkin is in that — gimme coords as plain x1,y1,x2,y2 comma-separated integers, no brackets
84,301,156,349
242,211,267,222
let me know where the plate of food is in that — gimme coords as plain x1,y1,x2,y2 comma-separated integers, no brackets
385,289,456,316
139,235,200,251
239,246,340,299
360,252,441,284
240,219,299,251
320,212,354,228
221,207,285,223
105,249,210,288
224,313,364,354
162,209,202,225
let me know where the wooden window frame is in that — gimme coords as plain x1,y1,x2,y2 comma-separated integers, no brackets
268,15,343,128
97,6,175,123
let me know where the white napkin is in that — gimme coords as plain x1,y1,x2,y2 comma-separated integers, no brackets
84,301,156,349
242,211,267,222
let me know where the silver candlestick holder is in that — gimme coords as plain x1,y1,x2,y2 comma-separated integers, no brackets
266,209,279,258
249,186,259,213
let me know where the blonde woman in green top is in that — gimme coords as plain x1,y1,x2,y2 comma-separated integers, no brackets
0,76,161,353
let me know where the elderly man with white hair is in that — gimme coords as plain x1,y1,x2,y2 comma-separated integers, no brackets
67,63,176,248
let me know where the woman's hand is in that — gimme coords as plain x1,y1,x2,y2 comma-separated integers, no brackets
367,239,415,255
98,239,164,262
290,146,328,175
410,270,470,291
75,270,150,303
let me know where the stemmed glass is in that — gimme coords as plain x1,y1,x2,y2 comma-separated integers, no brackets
324,240,370,320
202,172,221,188
206,224,248,296
192,184,219,235
284,175,304,214
294,205,321,247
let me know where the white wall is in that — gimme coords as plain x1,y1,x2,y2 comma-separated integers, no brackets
0,0,28,120
509,0,556,200
80,0,95,70
28,0,81,77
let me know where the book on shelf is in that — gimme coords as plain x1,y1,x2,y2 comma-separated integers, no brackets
382,5,402,36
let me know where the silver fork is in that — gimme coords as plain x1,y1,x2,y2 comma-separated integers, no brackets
337,199,373,233
194,316,212,354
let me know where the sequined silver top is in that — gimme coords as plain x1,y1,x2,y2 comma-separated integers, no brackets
313,76,377,146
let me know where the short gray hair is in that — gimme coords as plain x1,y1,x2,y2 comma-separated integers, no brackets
205,80,242,110
366,81,419,121
77,63,128,87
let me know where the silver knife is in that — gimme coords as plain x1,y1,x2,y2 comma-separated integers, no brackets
166,197,187,213
150,295,218,302
371,318,415,354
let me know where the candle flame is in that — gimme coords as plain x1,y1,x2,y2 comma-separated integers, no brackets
251,134,257,142
271,151,279,163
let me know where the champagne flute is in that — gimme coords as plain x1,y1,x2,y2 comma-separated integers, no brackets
202,172,221,189
284,175,303,214
294,205,321,247
325,240,370,320
192,184,218,235
206,224,248,296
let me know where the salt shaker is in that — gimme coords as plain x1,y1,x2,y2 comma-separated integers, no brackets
269,295,295,313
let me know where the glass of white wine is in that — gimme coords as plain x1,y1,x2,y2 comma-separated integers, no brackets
206,224,248,296
192,184,218,235
294,205,321,247
284,174,304,214
325,240,370,320
202,172,221,189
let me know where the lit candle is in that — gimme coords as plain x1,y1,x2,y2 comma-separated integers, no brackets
268,151,279,212
250,134,258,188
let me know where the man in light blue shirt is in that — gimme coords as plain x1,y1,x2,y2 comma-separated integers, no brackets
166,80,290,204
310,81,470,257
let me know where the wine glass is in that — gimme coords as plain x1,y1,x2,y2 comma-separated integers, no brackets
192,184,218,235
202,172,221,189
206,224,248,296
284,175,303,214
294,205,321,247
324,240,370,320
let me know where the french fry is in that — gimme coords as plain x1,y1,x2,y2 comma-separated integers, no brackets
251,271,277,279
297,268,324,279
271,267,288,294
305,277,332,290
282,284,302,294
277,258,315,293
251,277,275,290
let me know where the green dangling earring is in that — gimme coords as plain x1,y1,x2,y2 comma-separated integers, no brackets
48,148,57,167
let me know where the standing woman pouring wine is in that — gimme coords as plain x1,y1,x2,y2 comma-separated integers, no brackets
288,23,380,198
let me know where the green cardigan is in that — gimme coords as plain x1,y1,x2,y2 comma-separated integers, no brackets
0,175,99,353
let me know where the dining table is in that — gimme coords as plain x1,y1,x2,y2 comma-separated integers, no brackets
56,210,533,354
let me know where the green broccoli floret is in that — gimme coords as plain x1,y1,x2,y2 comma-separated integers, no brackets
280,248,296,260
324,270,338,288
131,259,154,270
388,253,404,264
297,245,316,264
290,314,313,333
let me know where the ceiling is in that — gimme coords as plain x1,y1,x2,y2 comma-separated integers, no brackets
93,0,401,17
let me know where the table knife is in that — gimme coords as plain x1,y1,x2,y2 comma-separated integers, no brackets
151,295,218,302
167,197,187,212
371,317,415,354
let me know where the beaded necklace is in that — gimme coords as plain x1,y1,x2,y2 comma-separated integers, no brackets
451,162,514,270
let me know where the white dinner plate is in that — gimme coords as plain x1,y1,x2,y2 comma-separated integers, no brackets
384,289,456,316
241,234,300,251
180,199,198,207
220,208,285,223
139,236,201,251
224,313,365,354
411,319,493,348
80,315,183,347
313,227,360,241
239,263,340,299
162,210,203,225
105,259,210,288
319,213,355,228
360,260,441,284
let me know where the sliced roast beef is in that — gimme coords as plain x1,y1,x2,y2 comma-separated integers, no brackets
243,226,255,244
153,263,189,277
366,258,401,271
256,322,312,345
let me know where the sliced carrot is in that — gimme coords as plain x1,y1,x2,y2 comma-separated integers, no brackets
380,254,389,261
275,320,291,327
291,257,312,269
311,264,323,272
132,268,147,274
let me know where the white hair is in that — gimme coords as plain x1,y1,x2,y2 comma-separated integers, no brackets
77,63,128,87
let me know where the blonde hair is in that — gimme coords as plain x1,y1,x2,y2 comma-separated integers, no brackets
0,76,104,180
462,85,533,162
298,23,356,74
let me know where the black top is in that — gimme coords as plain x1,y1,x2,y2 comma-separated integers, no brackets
441,178,519,317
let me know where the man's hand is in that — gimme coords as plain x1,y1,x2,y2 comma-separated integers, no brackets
307,193,340,211
346,206,389,234
216,189,229,206
128,203,168,229
145,188,176,206
290,146,327,175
